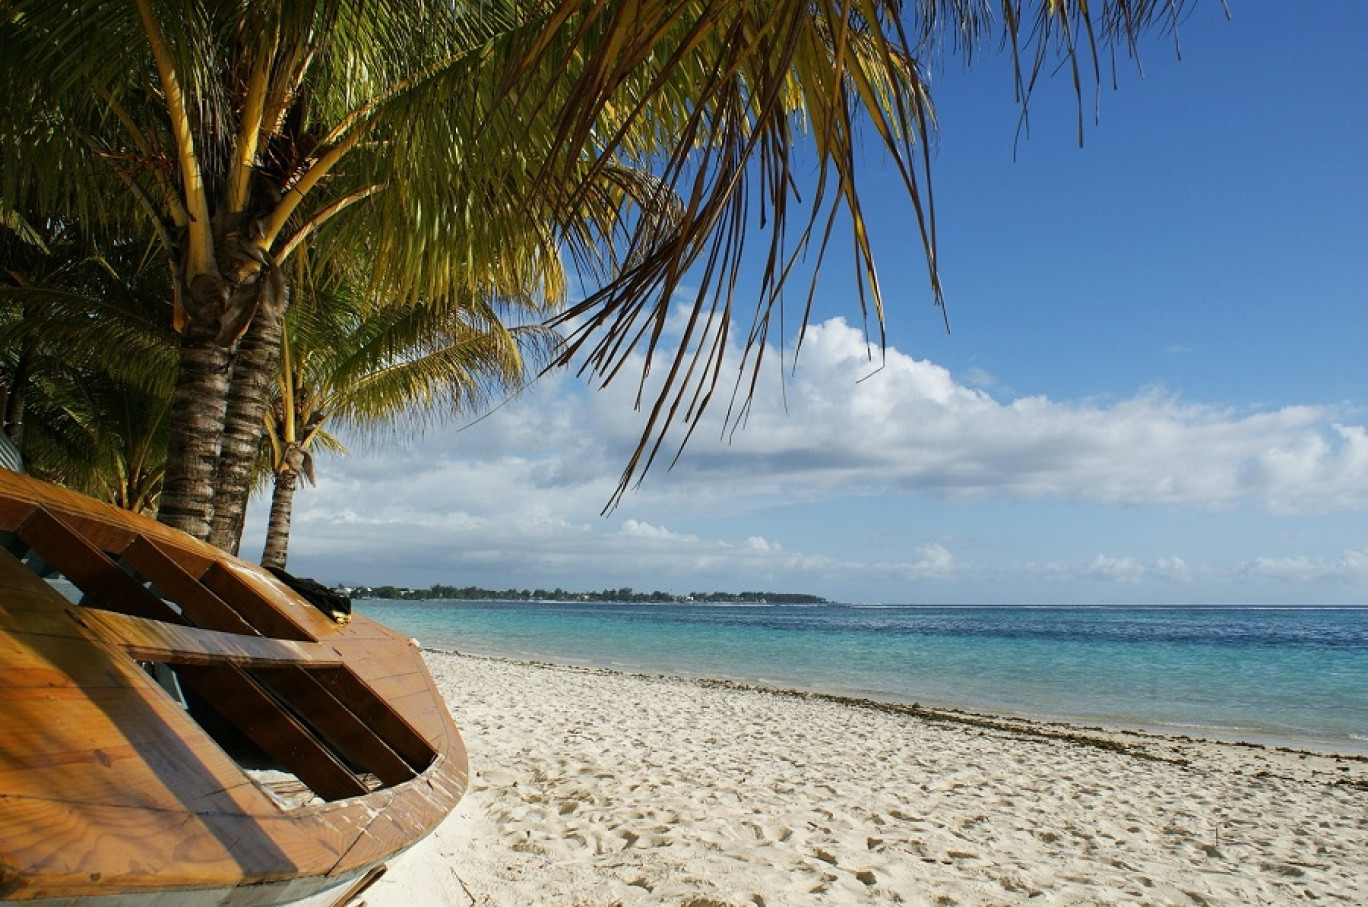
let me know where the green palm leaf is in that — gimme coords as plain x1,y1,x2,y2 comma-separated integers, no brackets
2,0,1206,521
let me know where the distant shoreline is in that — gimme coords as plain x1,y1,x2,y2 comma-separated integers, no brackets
349,584,827,605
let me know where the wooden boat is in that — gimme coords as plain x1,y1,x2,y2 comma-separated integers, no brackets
0,468,468,905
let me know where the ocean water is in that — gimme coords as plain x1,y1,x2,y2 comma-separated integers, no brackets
359,600,1368,755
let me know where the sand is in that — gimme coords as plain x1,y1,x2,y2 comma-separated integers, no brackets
361,652,1368,906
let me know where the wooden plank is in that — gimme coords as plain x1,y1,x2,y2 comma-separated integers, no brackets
0,646,264,817
357,691,454,753
199,561,315,643
0,795,309,897
329,634,449,744
0,651,132,691
1,507,422,801
0,470,217,582
55,515,137,559
327,864,388,906
0,669,201,756
0,627,158,692
173,663,369,802
117,535,258,636
426,750,472,805
0,585,95,642
311,668,437,774
0,470,112,516
258,807,378,873
326,644,426,684
0,726,249,817
0,772,454,899
0,553,281,821
76,609,342,669
328,612,414,641
222,560,344,637
356,667,453,750
0,682,207,772
323,757,467,876
12,508,181,624
324,634,455,750
0,495,37,534
85,517,217,580
250,667,415,786
326,809,416,877
0,470,472,900
358,668,439,706
0,555,159,694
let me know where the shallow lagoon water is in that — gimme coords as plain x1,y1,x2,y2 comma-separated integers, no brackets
360,600,1368,753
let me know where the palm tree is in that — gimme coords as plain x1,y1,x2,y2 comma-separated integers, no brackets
20,365,173,513
258,278,557,570
0,222,177,509
1,2,567,544
0,2,1201,533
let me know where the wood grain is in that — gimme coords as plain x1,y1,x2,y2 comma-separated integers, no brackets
0,470,469,902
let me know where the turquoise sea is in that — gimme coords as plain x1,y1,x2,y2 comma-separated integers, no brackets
359,600,1368,755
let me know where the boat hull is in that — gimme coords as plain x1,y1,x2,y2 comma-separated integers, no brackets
0,471,468,904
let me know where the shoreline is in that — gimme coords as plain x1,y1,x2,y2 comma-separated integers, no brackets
364,650,1367,906
420,643,1368,759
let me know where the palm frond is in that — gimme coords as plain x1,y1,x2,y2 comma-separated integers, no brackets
523,0,1197,507
2,0,1206,511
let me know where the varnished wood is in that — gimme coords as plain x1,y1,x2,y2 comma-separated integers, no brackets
75,608,342,668
13,507,181,623
3,507,377,803
117,534,260,636
313,665,439,773
173,663,372,802
0,470,469,904
250,666,417,786
199,560,316,642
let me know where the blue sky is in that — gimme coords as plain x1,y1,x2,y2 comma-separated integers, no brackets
243,3,1368,604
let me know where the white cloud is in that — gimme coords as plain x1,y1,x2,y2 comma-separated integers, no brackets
908,543,956,577
618,520,697,542
313,313,1368,518
248,310,1368,599
1084,554,1146,584
1154,557,1194,583
964,366,997,389
632,317,1368,517
1239,548,1368,585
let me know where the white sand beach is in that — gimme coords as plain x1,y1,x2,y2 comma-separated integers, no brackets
363,652,1368,906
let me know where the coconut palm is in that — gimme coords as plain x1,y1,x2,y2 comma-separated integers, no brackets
20,365,173,513
258,278,557,570
0,222,178,508
1,2,567,544
0,1,1200,533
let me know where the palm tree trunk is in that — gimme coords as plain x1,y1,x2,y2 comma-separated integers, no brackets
157,318,232,540
207,276,288,554
260,466,298,570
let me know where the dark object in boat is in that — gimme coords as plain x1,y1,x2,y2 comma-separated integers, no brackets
266,566,353,624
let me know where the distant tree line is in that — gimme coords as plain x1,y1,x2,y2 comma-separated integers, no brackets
351,584,826,605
